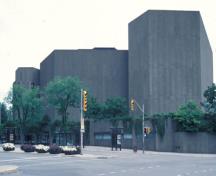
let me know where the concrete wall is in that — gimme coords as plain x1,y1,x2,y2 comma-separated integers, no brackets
15,67,40,88
40,48,128,121
129,10,213,115
174,132,216,153
91,119,216,154
200,16,213,100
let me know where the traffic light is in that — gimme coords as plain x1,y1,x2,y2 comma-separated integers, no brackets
144,127,152,135
83,90,88,112
130,99,135,111
144,127,147,134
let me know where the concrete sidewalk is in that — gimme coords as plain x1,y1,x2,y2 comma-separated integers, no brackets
0,165,18,174
83,146,216,158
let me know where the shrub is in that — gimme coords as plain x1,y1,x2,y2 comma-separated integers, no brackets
35,144,49,153
2,143,15,151
48,145,62,154
20,144,35,152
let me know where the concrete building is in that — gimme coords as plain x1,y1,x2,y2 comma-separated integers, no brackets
15,10,213,146
40,48,128,120
15,67,40,88
129,10,213,114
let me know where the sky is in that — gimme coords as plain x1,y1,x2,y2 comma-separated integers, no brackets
0,0,216,101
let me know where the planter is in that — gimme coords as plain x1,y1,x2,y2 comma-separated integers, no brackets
21,144,35,152
48,145,62,154
35,145,49,153
62,146,81,155
2,143,15,152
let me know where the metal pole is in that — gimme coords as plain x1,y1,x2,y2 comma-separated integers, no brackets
142,104,145,154
80,89,83,155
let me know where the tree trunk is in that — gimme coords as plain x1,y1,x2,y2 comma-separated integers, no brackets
132,119,137,149
20,127,25,144
48,129,53,145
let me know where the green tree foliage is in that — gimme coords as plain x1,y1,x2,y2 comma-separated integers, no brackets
203,83,216,113
6,84,42,144
0,103,8,124
45,76,81,126
84,97,104,120
104,97,128,127
175,101,203,132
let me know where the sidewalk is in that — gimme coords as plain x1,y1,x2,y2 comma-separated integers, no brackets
83,146,216,158
0,165,18,174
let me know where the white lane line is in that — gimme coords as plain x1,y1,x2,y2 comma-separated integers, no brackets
98,173,106,176
109,171,117,174
22,159,88,167
0,155,62,163
177,174,182,176
148,166,153,169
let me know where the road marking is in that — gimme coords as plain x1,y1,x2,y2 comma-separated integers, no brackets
21,159,88,167
0,155,62,163
120,170,126,173
109,171,117,174
98,173,106,176
177,174,182,176
148,166,153,169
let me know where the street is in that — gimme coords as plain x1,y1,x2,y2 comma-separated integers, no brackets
0,146,216,176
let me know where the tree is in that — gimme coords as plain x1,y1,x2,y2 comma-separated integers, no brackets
1,103,8,124
45,76,81,128
175,101,203,132
203,83,216,113
84,97,104,120
6,84,42,144
103,97,128,127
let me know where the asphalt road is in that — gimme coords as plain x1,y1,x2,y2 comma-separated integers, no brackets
0,147,216,176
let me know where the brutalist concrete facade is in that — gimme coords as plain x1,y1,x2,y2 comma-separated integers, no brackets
40,48,128,102
39,48,128,121
15,10,213,146
15,67,40,88
129,10,213,114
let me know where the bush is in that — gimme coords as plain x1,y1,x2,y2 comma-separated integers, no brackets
48,145,62,154
20,144,35,152
35,144,49,153
2,143,15,151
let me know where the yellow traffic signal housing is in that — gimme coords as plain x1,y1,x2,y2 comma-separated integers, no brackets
83,90,88,112
130,99,135,111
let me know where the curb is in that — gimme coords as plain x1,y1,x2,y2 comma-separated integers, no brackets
0,165,18,174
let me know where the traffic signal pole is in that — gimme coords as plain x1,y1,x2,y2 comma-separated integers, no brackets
131,99,145,154
142,104,145,154
80,89,83,155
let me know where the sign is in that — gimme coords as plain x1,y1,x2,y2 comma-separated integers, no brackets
81,118,85,133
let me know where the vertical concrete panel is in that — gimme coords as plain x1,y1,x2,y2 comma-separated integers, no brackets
129,10,212,115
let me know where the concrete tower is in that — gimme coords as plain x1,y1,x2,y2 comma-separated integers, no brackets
129,10,213,114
